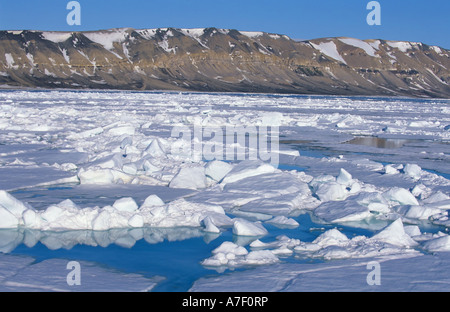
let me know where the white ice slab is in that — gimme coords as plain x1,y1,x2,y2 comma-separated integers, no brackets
0,254,160,292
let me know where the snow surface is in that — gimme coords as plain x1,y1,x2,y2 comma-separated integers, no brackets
191,252,450,292
0,90,448,291
0,254,159,292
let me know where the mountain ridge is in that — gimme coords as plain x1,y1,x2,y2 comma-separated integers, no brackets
1,27,449,98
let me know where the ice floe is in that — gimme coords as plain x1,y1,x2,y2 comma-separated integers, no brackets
232,218,268,236
0,190,232,232
0,253,160,292
201,217,449,272
0,90,449,290
169,166,207,190
205,160,233,182
191,251,450,292
201,241,279,269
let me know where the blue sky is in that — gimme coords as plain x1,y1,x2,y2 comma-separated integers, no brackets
0,0,449,48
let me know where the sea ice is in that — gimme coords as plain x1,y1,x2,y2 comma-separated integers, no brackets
382,187,420,206
0,190,31,218
169,166,207,190
0,90,449,290
422,235,450,252
127,214,145,228
422,191,449,204
0,254,160,292
336,168,353,186
384,164,400,175
265,216,299,228
0,189,230,232
77,168,115,185
190,252,450,292
312,228,350,247
314,182,348,202
145,139,166,158
394,204,445,220
201,216,221,233
212,241,248,256
244,250,279,265
205,160,233,182
370,219,418,247
112,197,139,212
314,200,371,223
404,164,422,180
141,194,165,207
221,160,276,185
201,241,279,269
232,218,268,236
108,125,136,136
0,207,18,229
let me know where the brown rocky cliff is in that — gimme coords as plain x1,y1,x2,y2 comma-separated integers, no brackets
0,27,449,97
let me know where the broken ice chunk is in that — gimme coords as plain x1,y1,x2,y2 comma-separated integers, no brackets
383,187,419,206
205,160,233,182
169,166,207,190
113,197,138,213
232,218,268,236
370,218,418,247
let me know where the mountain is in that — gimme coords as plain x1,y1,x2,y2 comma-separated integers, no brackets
1,27,449,97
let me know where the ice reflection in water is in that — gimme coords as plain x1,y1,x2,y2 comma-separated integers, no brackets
0,227,217,253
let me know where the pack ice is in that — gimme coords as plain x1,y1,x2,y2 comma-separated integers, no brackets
0,90,449,278
0,191,231,232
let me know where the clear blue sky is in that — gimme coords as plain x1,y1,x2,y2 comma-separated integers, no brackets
0,0,449,48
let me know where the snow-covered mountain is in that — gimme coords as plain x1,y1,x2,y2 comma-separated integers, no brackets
1,27,449,97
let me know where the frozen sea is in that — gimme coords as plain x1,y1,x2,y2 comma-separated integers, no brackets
0,90,449,292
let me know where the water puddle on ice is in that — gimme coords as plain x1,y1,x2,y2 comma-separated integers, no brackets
282,137,450,180
279,139,314,145
277,164,308,171
345,136,419,149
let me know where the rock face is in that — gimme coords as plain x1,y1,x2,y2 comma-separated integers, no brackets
0,27,449,97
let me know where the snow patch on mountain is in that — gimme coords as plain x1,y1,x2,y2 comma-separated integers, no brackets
83,29,130,50
311,41,347,64
42,32,72,43
339,38,379,57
